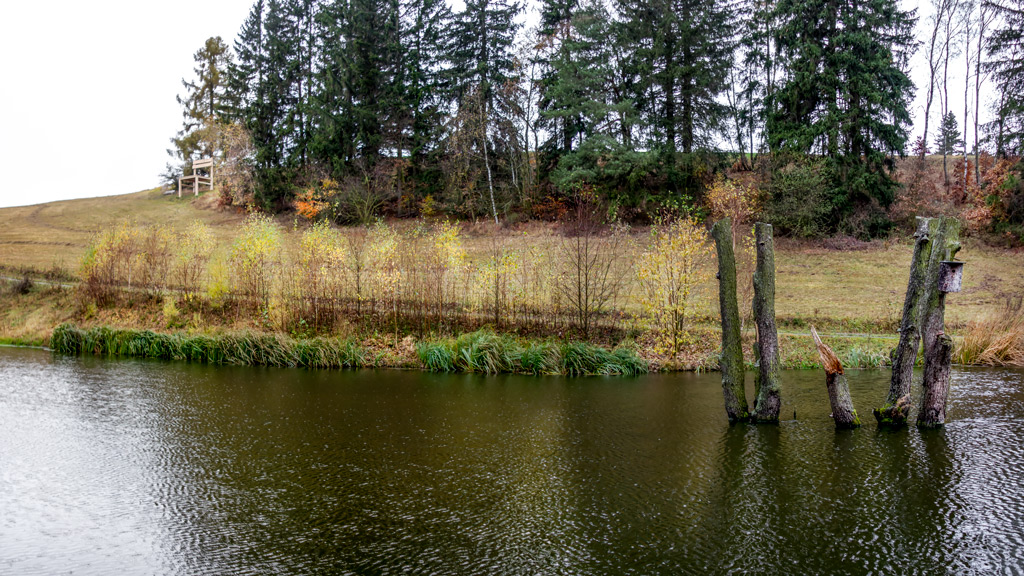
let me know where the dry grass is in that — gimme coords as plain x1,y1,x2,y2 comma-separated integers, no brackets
0,188,245,270
954,298,1024,366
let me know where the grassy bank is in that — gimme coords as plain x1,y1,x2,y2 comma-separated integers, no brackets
4,273,1018,372
49,323,647,376
3,191,1023,372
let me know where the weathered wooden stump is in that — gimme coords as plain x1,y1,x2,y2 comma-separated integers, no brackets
812,326,861,429
918,335,954,427
917,217,961,428
711,219,749,423
753,222,780,423
875,217,937,427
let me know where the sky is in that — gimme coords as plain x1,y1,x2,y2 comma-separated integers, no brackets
0,0,995,210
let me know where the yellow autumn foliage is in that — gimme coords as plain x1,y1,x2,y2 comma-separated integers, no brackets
636,217,713,353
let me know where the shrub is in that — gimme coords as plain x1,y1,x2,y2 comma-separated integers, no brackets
636,217,713,354
229,213,282,309
763,157,839,237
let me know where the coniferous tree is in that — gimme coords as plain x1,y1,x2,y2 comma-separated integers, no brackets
986,0,1024,156
446,0,523,222
399,0,451,165
308,0,357,171
615,0,732,156
537,0,625,187
769,0,916,219
171,37,232,164
934,110,964,156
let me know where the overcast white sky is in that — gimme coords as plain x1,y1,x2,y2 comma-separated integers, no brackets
0,0,993,209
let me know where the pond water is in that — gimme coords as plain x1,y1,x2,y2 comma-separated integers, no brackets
2,346,1024,575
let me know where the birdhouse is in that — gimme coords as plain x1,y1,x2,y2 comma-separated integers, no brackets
938,261,963,293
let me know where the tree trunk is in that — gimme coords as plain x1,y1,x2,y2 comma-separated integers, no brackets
918,334,954,428
753,222,780,423
812,326,861,429
711,219,749,423
917,216,961,428
875,217,937,427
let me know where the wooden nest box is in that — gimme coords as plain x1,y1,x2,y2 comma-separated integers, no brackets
178,158,214,198
938,261,963,293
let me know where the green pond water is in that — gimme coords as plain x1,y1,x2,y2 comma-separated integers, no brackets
2,346,1023,575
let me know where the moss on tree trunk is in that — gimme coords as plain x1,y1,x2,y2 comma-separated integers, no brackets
753,222,780,423
875,217,937,427
711,219,749,423
917,217,960,428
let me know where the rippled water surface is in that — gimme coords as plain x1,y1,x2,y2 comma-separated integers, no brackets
3,347,1024,575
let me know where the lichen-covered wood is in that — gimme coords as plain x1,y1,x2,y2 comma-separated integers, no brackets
812,326,861,429
875,217,937,427
917,216,961,428
711,219,749,423
752,222,780,423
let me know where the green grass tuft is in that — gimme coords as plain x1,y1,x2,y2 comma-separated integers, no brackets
50,324,366,370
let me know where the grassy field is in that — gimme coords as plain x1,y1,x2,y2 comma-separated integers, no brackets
2,189,1023,369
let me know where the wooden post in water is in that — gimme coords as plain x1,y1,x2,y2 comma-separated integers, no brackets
753,222,780,423
875,217,938,427
918,216,961,428
812,326,861,429
711,219,749,423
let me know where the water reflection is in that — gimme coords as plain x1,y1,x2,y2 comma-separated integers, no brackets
2,347,1024,575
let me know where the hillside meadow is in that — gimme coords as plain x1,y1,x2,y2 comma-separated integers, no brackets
1,188,1022,370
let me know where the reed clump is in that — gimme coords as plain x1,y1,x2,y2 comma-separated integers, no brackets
50,324,367,369
955,298,1024,366
416,329,648,376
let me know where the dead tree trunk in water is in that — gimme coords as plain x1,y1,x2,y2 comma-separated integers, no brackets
753,222,780,423
919,334,954,427
711,219,749,423
918,217,961,428
875,217,938,427
812,326,861,429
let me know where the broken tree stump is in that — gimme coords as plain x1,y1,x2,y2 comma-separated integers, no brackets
753,222,780,423
812,326,861,429
875,217,938,427
711,219,749,423
918,216,961,428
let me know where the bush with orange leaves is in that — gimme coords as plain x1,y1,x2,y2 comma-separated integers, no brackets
295,179,339,222
962,157,1024,242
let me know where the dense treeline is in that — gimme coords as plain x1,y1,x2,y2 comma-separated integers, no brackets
167,0,1024,238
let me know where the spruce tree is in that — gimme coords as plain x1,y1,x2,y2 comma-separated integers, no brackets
934,110,964,156
537,0,620,186
446,0,523,222
769,0,916,213
615,0,733,155
987,0,1024,156
400,0,451,161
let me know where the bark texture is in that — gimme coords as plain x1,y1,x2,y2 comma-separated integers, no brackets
711,219,749,423
875,217,937,427
918,334,954,428
812,326,861,429
917,217,961,428
752,222,780,423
